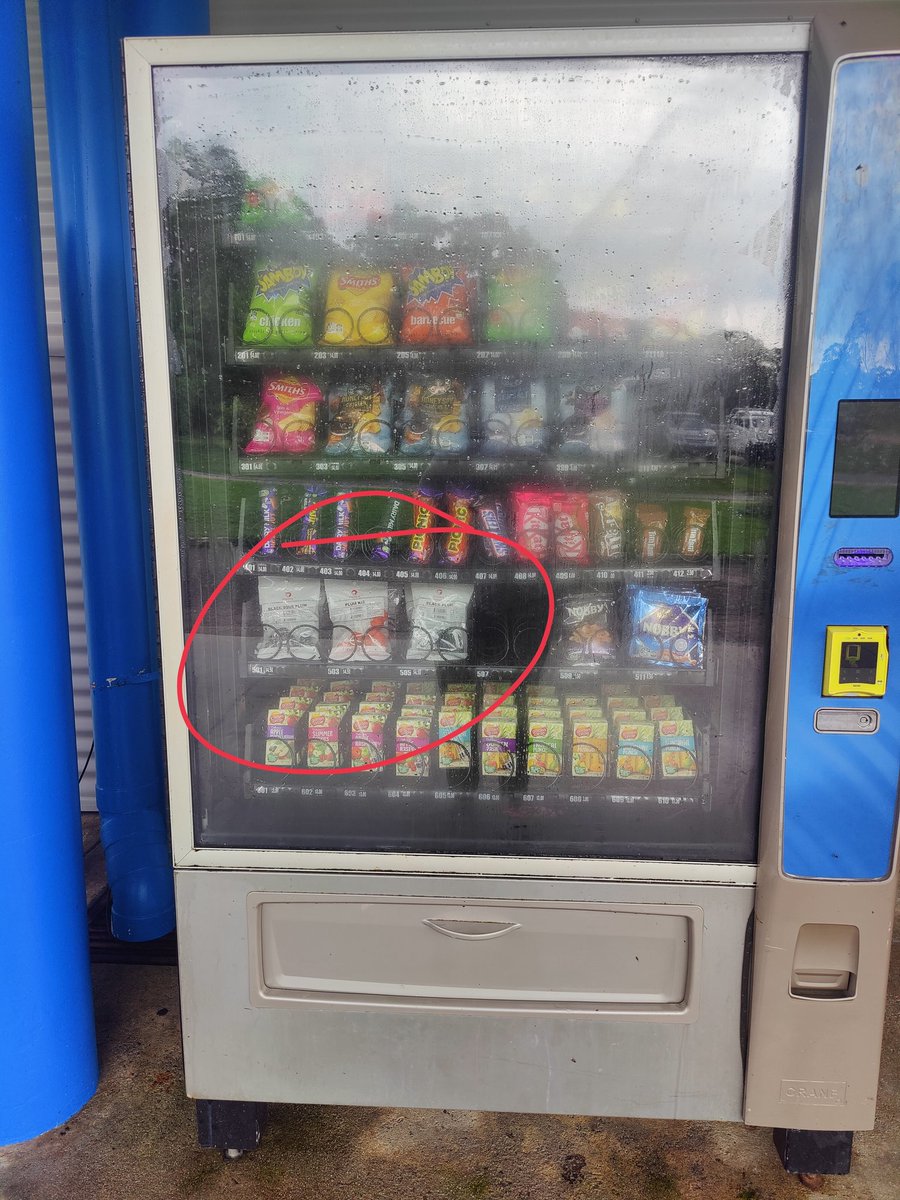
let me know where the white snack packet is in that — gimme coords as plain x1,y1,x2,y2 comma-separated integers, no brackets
406,583,474,662
256,577,321,661
325,580,391,662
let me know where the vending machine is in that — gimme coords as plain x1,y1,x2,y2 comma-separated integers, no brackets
124,5,900,1174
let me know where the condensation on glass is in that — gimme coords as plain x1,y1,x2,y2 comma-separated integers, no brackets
151,54,804,860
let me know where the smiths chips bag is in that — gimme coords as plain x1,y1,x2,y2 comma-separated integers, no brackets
243,263,315,346
244,374,321,454
320,269,394,346
484,267,555,344
400,264,473,346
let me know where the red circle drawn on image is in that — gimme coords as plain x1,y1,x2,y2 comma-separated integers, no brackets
177,488,556,774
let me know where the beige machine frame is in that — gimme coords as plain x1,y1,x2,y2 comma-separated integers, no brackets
124,3,900,1141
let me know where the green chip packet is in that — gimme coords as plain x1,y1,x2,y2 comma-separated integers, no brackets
243,262,316,347
484,267,555,344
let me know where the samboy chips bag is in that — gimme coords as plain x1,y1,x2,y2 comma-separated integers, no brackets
243,263,316,346
400,264,474,346
321,269,394,346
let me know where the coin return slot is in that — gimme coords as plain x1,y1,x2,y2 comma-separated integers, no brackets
814,707,879,734
790,923,858,999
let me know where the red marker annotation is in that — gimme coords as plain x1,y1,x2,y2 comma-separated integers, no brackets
176,489,555,775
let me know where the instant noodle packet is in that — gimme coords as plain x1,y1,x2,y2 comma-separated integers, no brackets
615,722,656,781
438,708,473,771
395,715,432,777
351,714,386,770
658,719,698,779
307,711,343,769
570,718,609,778
649,706,684,722
481,717,518,778
527,718,564,777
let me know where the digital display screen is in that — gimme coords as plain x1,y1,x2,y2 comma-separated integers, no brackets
838,641,879,685
830,400,900,517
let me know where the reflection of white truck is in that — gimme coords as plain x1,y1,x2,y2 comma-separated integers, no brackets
726,407,776,462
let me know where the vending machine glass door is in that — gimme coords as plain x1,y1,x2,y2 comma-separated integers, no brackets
144,48,803,863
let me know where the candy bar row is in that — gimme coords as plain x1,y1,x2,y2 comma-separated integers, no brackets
262,677,701,785
243,373,627,459
257,483,713,567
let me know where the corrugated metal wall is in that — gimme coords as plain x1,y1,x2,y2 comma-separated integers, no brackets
27,0,96,810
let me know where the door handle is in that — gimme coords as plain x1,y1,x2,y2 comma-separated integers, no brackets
422,917,522,941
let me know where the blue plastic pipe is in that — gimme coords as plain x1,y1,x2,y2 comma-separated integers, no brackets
40,1,208,941
0,1,98,1145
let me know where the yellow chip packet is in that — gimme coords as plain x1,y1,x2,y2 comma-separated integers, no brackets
321,269,395,346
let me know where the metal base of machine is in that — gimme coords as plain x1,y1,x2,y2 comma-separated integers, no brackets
196,1099,268,1155
773,1128,853,1175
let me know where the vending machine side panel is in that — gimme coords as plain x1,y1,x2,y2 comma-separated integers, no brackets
746,7,900,1132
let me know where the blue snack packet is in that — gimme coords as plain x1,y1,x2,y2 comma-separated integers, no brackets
626,586,708,669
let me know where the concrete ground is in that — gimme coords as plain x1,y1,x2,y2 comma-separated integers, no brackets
1,818,898,1200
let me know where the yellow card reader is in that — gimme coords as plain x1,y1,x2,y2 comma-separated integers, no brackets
823,626,889,698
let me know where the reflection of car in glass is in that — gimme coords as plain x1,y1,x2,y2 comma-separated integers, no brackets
726,407,776,462
663,410,719,458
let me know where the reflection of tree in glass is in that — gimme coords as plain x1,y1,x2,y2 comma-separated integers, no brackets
161,140,340,444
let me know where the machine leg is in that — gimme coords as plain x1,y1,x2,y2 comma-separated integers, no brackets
196,1099,268,1156
772,1128,853,1175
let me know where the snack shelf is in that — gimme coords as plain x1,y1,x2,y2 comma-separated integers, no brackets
226,338,640,371
241,724,712,808
231,451,720,481
239,558,719,584
240,658,713,685
248,779,708,808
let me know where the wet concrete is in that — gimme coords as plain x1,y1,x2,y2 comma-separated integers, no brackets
1,825,898,1200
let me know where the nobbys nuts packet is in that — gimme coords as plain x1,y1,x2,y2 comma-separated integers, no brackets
558,592,617,664
626,585,708,670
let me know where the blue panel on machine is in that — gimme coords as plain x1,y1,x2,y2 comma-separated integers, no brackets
783,56,900,880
